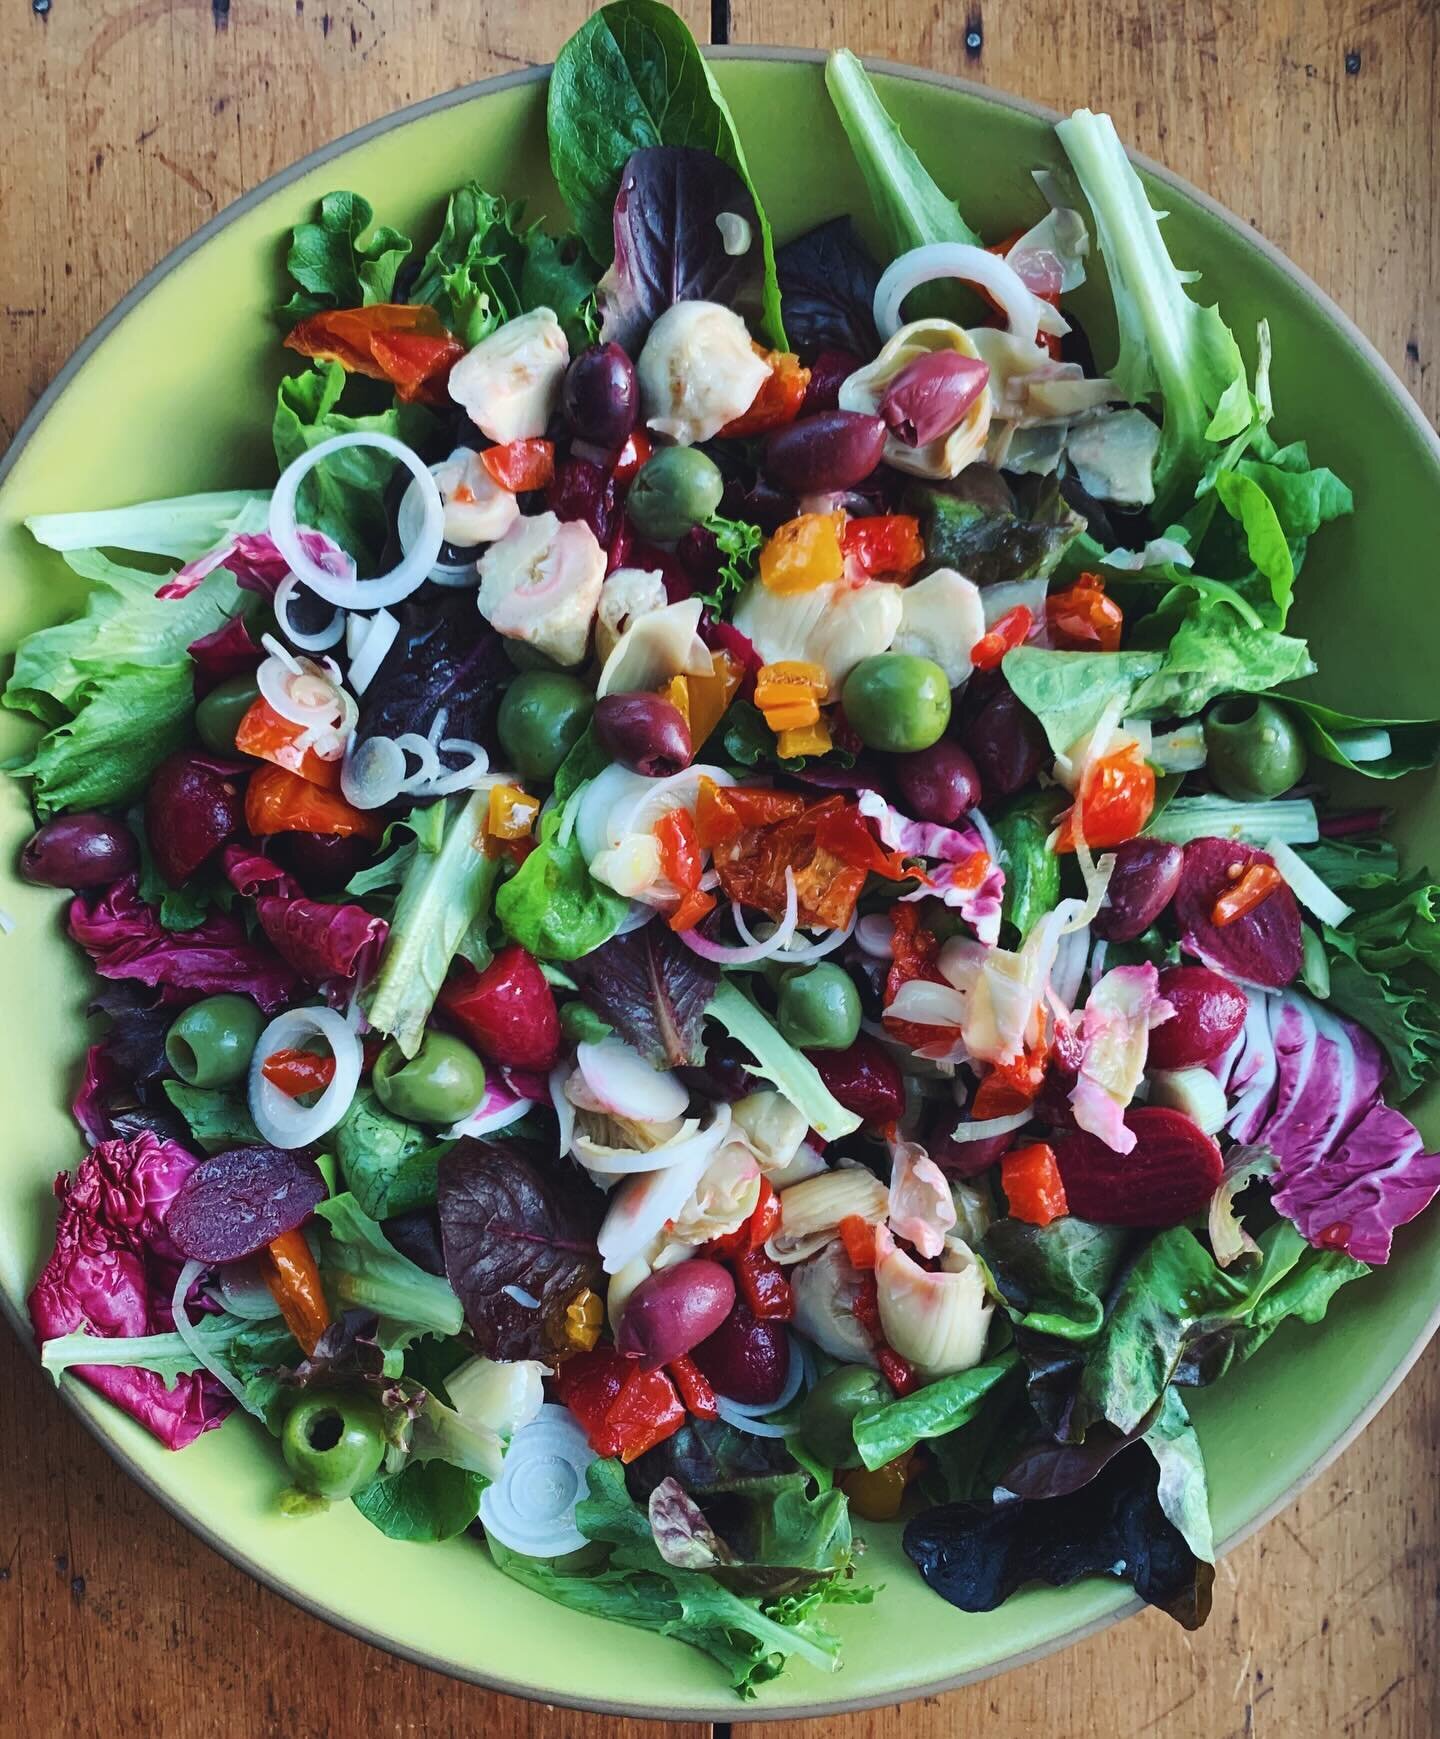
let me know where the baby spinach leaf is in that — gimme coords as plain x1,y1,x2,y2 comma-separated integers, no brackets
494,799,629,962
980,1218,1131,1342
333,1089,448,1219
161,1082,262,1154
352,1460,486,1542
1278,694,1440,781
852,1352,1018,1472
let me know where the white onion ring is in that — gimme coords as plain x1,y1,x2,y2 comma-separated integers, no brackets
172,1259,265,1416
713,1401,794,1438
736,908,856,965
679,870,798,966
270,432,443,608
394,731,442,794
257,648,347,729
341,734,407,809
949,1109,1035,1143
248,1005,363,1149
423,739,493,797
275,574,345,652
873,242,1067,348
345,608,399,696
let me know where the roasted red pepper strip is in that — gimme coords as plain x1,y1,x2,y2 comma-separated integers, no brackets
1046,573,1124,653
1054,747,1156,853
708,1178,781,1259
262,1227,330,1356
1001,1142,1069,1227
842,514,925,580
480,438,556,493
551,1346,686,1461
694,778,807,848
883,904,958,1053
667,1354,719,1420
734,1247,794,1322
1212,861,1285,927
971,605,1033,672
719,349,811,438
245,764,384,841
284,303,465,404
970,1041,1050,1120
838,1213,878,1271
876,1346,919,1397
261,1048,337,1098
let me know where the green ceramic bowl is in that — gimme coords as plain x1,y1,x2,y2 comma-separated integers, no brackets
1,52,1437,1720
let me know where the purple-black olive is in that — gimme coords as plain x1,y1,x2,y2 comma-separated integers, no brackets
593,693,693,778
20,812,139,889
271,830,376,893
562,343,638,449
956,677,1046,800
763,410,888,494
1090,837,1184,942
892,741,981,825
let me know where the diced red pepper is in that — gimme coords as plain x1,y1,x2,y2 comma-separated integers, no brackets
852,1271,882,1341
971,605,1033,672
876,1346,919,1396
614,427,652,484
842,513,925,580
655,808,703,892
1211,861,1285,927
284,303,465,405
1054,746,1156,853
480,438,555,493
734,1247,794,1322
883,903,957,1053
709,1178,781,1259
667,1354,719,1420
1002,1142,1070,1226
970,1041,1050,1120
719,349,811,438
261,1047,337,1098
550,1346,685,1461
838,1213,878,1271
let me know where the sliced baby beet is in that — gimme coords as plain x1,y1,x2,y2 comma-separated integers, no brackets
1172,837,1302,989
166,1144,327,1263
146,751,248,887
1149,966,1248,1070
1052,1107,1223,1229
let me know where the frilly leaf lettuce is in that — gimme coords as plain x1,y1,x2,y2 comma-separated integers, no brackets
279,189,413,320
313,1194,464,1376
1142,1392,1214,1563
24,490,268,563
1321,871,1440,1097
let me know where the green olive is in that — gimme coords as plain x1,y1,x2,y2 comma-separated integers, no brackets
1204,697,1307,802
281,1391,386,1500
841,654,952,753
776,963,862,1051
372,1031,486,1125
498,673,595,782
797,1365,890,1470
195,673,262,755
626,446,724,542
164,994,265,1088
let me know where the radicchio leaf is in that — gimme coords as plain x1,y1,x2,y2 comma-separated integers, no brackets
158,530,350,601
187,612,264,694
72,983,186,1145
27,1132,232,1449
69,875,301,1012
354,591,510,763
568,923,718,1070
903,1441,1213,1629
436,1137,605,1360
775,217,882,360
166,1145,328,1263
598,147,762,356
220,842,388,983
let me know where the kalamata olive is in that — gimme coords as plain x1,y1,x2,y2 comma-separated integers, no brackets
692,1298,791,1406
20,812,139,889
806,1036,905,1125
879,352,989,446
956,677,1046,799
562,342,638,449
763,410,888,494
145,752,247,887
801,349,863,414
616,1260,737,1370
593,692,693,777
271,830,375,892
676,1036,756,1103
1091,837,1184,942
892,741,981,824
1149,966,1249,1069
930,1129,1012,1179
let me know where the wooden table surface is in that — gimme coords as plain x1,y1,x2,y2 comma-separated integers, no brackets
2,2,1436,1734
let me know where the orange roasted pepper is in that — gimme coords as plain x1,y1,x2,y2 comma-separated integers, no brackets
1054,746,1156,853
1212,861,1285,926
284,303,465,405
486,784,540,841
262,1227,331,1356
719,347,811,438
1047,573,1124,653
684,650,745,752
758,512,845,595
234,697,343,791
971,1042,1051,1120
1002,1143,1069,1226
480,438,555,493
245,764,383,841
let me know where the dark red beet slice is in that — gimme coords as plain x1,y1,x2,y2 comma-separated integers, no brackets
1053,1107,1223,1228
1150,966,1249,1069
167,1145,326,1263
1172,837,1302,989
146,751,248,887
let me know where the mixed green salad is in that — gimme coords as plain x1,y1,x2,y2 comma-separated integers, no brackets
11,1,1440,1699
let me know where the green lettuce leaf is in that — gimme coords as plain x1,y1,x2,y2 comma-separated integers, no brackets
705,981,862,1142
314,1193,464,1375
1142,1391,1214,1563
980,1218,1131,1342
161,1082,261,1153
352,1461,486,1542
24,490,268,563
280,190,412,320
1277,694,1440,781
333,1088,448,1219
1320,870,1440,1096
495,795,629,963
852,1352,1018,1471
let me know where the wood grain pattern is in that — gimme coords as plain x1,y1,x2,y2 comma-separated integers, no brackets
1,2,1436,1735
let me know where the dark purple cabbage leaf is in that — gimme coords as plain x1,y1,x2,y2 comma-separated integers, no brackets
598,147,762,356
354,591,511,764
568,923,718,1069
903,1443,1213,1629
774,217,882,360
436,1137,605,1360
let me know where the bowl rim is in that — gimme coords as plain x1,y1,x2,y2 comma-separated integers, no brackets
2,45,1437,1724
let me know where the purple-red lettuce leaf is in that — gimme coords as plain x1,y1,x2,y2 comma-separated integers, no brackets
436,1137,605,1360
568,923,718,1069
158,529,350,602
254,893,388,985
598,147,762,356
28,1132,233,1449
187,611,264,693
775,217,881,360
72,983,184,1145
69,874,301,1012
354,592,510,766
903,1440,1213,1629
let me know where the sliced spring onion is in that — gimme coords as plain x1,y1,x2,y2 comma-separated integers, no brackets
275,574,344,652
248,1005,362,1149
1145,796,1319,846
270,432,443,608
1264,836,1354,928
395,731,443,794
345,607,399,696
341,734,407,809
1328,728,1394,764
